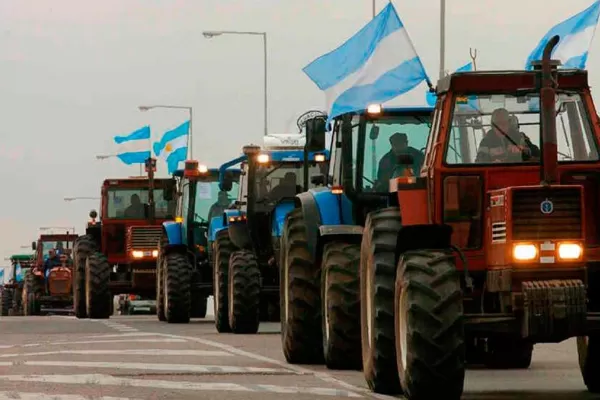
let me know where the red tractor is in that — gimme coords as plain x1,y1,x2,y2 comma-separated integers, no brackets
290,37,600,398
23,233,78,315
73,166,177,319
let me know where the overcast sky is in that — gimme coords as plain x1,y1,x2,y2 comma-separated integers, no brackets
1,0,598,261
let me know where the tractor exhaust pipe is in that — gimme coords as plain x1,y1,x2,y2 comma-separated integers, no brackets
540,35,560,185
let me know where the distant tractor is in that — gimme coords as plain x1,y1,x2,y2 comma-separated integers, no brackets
23,233,78,315
283,37,600,399
0,254,34,316
73,159,178,319
157,160,241,323
212,133,328,334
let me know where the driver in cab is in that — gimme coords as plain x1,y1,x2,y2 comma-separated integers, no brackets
125,194,146,218
476,108,538,163
376,132,423,191
43,249,62,276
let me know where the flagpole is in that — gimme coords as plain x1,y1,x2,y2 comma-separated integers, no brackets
372,0,376,18
439,0,446,80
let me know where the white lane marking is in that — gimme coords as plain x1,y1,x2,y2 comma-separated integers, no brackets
0,346,13,349
49,338,186,345
0,349,233,358
0,392,136,400
25,360,296,374
22,343,41,348
0,374,362,397
157,333,386,399
0,363,12,366
84,332,159,338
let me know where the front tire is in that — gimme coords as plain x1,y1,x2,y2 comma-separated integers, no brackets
85,252,111,319
23,271,42,316
321,241,362,370
395,250,465,400
280,209,323,364
360,207,403,394
163,252,191,323
578,336,600,392
73,235,97,319
228,250,261,334
213,230,233,333
1,289,12,316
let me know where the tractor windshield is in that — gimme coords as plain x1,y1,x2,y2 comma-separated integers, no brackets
107,188,176,219
353,113,432,192
193,180,240,223
254,162,327,207
445,92,599,165
41,241,74,257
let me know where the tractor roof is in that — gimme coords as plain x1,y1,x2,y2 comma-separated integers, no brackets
10,254,33,261
39,234,78,241
261,148,330,162
103,178,174,187
436,68,588,95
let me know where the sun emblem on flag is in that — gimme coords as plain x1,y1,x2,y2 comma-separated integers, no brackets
165,143,173,153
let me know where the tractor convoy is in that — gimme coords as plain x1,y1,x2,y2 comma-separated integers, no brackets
8,37,600,399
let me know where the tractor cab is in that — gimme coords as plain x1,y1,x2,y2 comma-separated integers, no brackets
233,134,329,262
6,254,34,287
32,234,77,276
89,177,177,266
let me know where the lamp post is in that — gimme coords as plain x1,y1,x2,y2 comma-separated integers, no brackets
203,30,268,136
138,105,193,159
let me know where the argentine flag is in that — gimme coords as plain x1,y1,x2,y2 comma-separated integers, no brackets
525,1,600,69
114,126,151,165
153,120,189,174
303,2,429,123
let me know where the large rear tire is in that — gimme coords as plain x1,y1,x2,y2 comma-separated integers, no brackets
578,335,600,393
73,235,97,319
213,230,233,333
228,250,261,334
280,208,323,364
321,241,362,370
395,250,465,400
23,271,42,316
163,252,191,323
1,289,11,316
156,238,166,322
360,207,402,394
85,252,111,319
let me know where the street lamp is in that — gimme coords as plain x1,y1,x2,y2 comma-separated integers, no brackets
138,105,193,159
202,30,268,136
64,197,100,202
96,154,116,160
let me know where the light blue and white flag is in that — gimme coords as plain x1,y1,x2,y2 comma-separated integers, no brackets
525,1,600,69
114,126,151,165
153,120,189,174
0,268,4,284
426,61,474,106
303,2,430,123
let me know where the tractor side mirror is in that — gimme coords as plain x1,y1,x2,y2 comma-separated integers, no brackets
89,210,98,219
221,175,233,192
311,174,326,186
31,241,36,251
396,154,414,166
305,118,326,152
369,125,380,140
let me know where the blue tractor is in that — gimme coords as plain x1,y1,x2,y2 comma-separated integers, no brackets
212,134,329,334
278,106,434,382
157,160,241,323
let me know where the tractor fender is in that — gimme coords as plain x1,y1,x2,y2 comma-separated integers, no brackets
208,216,226,243
85,224,102,247
316,225,364,261
271,199,296,238
162,221,183,246
394,224,453,262
227,222,252,250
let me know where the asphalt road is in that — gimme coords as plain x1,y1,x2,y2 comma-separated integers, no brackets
0,299,598,399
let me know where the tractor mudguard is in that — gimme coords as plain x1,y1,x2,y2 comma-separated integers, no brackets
228,223,252,250
295,188,355,262
271,199,296,238
162,221,183,246
208,216,226,243
394,224,453,260
85,224,102,245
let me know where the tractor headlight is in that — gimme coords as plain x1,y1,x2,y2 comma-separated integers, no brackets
132,251,144,259
558,243,583,260
314,153,326,162
198,164,208,173
257,154,270,163
367,104,382,114
513,243,537,261
152,250,159,257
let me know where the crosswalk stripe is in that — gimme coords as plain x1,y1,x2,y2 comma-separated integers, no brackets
0,392,136,400
0,374,363,397
49,338,186,345
0,349,233,358
24,361,296,374
84,332,158,338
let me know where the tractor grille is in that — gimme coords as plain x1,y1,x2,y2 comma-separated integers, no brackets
49,278,71,296
128,226,162,250
512,188,582,240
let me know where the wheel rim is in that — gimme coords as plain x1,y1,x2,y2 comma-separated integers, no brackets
399,287,409,370
324,270,330,341
366,259,373,346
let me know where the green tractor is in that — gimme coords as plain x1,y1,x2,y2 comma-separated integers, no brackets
0,254,34,316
